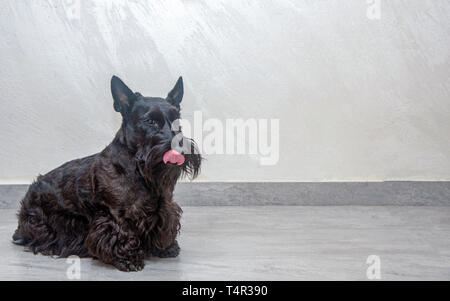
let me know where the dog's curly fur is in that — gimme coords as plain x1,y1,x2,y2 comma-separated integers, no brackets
13,75,201,271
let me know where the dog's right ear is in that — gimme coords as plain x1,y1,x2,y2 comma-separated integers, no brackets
166,76,184,109
111,75,135,115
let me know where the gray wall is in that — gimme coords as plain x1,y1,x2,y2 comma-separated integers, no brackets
1,0,449,183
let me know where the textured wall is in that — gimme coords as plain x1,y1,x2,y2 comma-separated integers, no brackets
0,0,449,183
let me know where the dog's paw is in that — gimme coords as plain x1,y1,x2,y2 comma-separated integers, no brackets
152,240,180,258
113,259,145,272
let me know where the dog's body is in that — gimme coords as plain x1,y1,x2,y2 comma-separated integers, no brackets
13,76,201,271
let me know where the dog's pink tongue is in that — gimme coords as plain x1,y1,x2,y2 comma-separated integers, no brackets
163,150,185,166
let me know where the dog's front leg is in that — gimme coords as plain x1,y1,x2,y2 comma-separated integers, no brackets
151,240,180,258
148,202,182,258
85,216,145,272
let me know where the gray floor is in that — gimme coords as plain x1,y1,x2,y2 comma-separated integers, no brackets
1,206,449,280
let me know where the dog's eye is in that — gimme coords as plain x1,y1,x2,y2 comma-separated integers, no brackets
148,119,158,126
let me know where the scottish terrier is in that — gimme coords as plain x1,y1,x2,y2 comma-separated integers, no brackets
12,76,201,271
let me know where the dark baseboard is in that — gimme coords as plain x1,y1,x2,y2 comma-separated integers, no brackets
1,181,449,208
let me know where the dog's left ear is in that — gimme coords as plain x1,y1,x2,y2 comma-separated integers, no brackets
111,75,136,116
166,76,183,108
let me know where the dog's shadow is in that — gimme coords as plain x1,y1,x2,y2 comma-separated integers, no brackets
89,256,181,273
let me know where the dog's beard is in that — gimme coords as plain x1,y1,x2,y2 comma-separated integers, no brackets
135,138,201,188
180,138,202,179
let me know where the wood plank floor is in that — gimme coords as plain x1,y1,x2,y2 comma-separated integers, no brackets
1,206,449,280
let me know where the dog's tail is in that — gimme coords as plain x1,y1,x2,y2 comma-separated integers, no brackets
12,227,26,245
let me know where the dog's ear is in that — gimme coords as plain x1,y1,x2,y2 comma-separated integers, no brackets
166,76,183,108
111,75,135,115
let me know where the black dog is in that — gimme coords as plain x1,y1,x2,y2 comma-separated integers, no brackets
13,76,201,271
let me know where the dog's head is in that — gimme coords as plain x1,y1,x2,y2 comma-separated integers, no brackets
111,75,201,183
